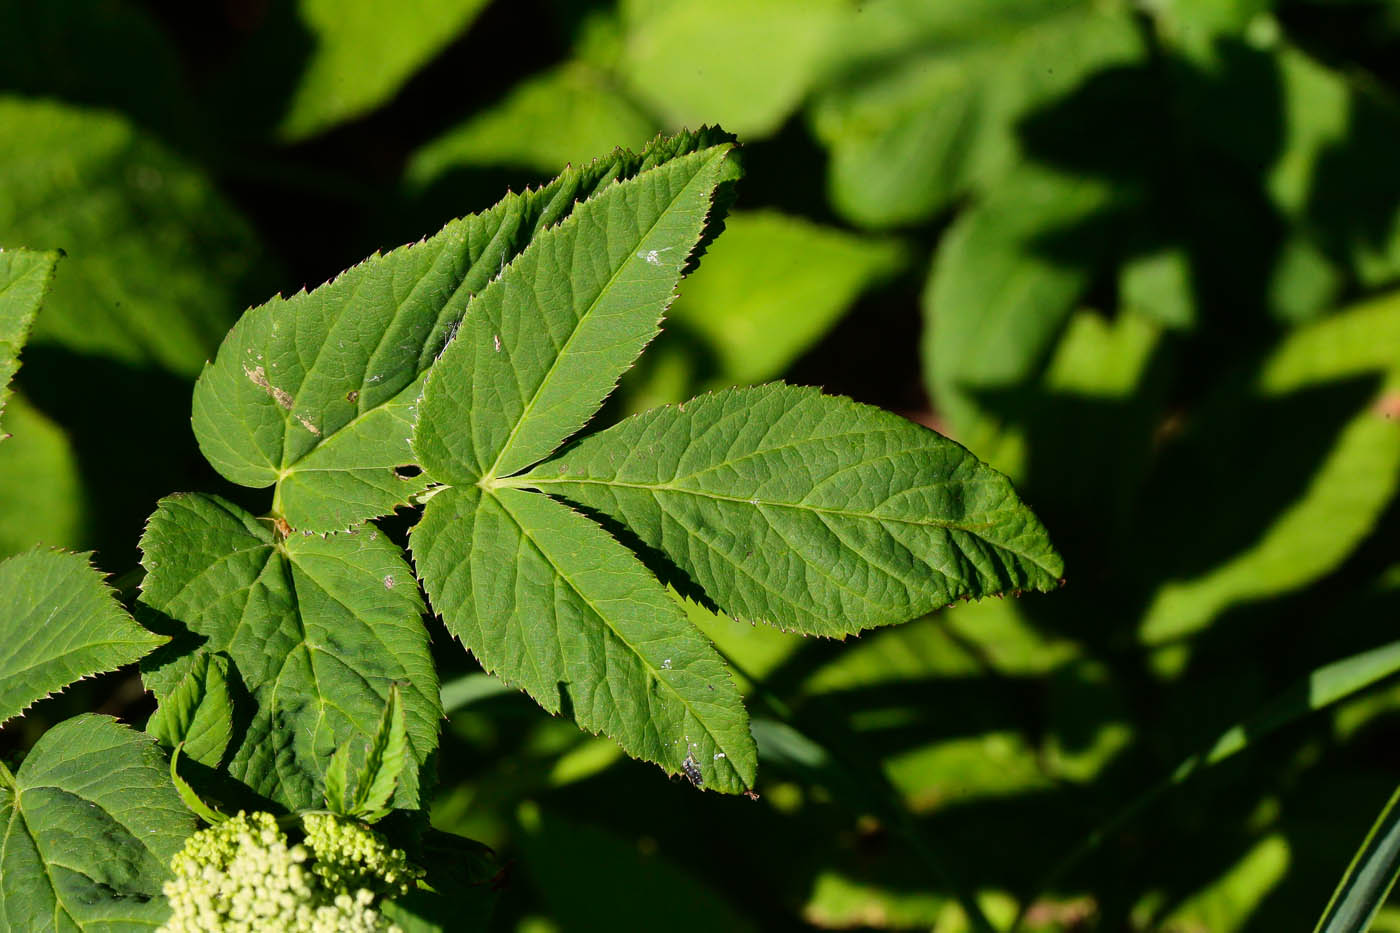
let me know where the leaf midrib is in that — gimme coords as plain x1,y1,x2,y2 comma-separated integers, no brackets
518,472,1063,583
493,488,748,782
276,234,475,473
517,474,1000,533
481,148,725,482
263,544,426,803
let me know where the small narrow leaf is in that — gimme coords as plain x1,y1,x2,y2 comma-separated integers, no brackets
0,715,194,930
411,485,756,793
170,742,229,826
523,384,1063,636
350,683,410,822
324,742,354,815
193,129,736,532
0,248,57,439
440,672,516,714
0,547,164,725
139,493,440,811
1191,638,1400,773
146,649,235,766
413,140,741,484
1315,785,1400,933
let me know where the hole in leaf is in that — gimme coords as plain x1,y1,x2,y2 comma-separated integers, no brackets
394,465,424,480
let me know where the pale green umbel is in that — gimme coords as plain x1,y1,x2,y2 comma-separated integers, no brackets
159,811,418,933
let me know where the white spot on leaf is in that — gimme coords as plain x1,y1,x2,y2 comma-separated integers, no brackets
637,246,674,266
244,365,294,410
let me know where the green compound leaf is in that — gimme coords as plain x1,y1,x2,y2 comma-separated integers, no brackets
521,384,1063,637
411,485,756,793
413,140,740,485
0,248,57,439
193,129,736,532
0,547,164,726
138,493,440,812
0,714,195,931
146,649,235,767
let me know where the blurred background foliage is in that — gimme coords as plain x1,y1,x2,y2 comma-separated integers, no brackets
2,0,1399,929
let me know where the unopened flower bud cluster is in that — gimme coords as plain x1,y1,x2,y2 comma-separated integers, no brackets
158,810,419,932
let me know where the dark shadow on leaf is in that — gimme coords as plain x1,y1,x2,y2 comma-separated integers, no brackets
1304,87,1400,272
132,602,208,674
1133,373,1380,586
1015,38,1290,343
